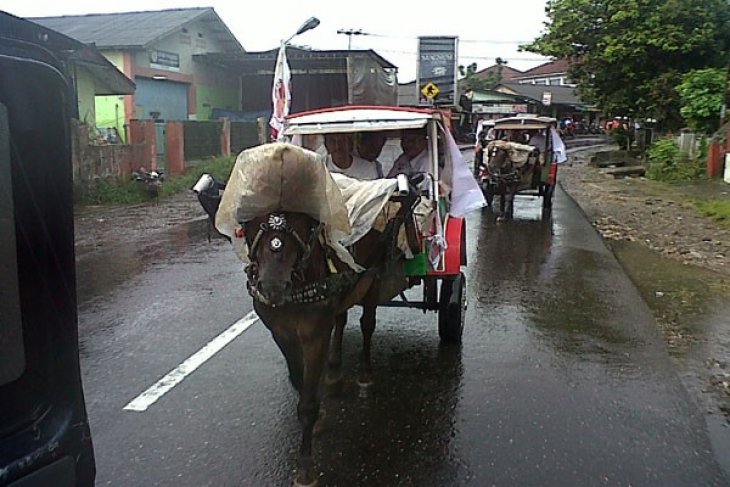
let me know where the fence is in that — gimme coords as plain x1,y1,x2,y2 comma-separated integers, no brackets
183,121,224,160
230,121,259,155
71,121,149,196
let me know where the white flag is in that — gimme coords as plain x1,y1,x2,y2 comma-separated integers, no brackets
269,43,291,142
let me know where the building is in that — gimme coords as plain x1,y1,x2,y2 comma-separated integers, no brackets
496,81,596,121
199,47,399,117
511,59,575,87
33,7,245,136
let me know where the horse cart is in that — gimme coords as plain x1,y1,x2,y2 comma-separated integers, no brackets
477,115,563,219
193,105,484,485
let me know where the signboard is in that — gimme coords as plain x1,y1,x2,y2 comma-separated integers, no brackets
417,36,458,106
542,91,552,106
149,50,180,71
474,104,529,114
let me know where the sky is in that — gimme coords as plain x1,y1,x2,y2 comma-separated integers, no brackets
3,0,552,82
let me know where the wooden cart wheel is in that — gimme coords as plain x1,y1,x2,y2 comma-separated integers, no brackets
438,272,466,343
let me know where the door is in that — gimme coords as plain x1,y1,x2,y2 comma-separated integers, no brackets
0,13,95,486
155,122,167,171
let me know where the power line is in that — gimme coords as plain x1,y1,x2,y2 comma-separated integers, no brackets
339,31,531,45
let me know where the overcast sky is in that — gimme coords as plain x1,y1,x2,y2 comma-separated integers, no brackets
3,0,552,82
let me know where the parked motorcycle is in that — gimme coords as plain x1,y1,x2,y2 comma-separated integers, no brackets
132,167,164,198
192,173,228,241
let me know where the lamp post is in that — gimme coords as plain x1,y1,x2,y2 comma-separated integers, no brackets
270,17,320,142
285,17,320,45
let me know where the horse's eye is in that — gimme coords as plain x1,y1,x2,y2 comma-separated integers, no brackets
269,237,283,252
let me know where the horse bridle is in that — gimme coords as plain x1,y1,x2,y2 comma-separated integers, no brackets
245,213,323,282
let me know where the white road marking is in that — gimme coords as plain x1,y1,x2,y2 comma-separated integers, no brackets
123,311,259,412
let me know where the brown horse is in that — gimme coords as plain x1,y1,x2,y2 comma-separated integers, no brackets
485,142,540,221
242,200,416,485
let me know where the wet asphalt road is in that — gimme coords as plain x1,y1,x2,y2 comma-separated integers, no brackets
75,186,729,486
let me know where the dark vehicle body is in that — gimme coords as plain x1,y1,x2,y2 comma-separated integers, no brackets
0,11,95,486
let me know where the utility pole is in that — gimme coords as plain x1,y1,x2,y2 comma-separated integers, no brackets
337,28,365,50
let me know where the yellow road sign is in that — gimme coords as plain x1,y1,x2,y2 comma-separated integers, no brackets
421,82,440,100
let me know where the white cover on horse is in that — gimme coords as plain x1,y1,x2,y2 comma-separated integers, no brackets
487,140,536,166
216,143,418,271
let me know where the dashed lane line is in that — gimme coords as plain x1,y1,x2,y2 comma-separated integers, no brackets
123,311,259,412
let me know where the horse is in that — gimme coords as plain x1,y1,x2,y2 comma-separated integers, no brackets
485,141,541,221
243,206,416,485
197,144,421,486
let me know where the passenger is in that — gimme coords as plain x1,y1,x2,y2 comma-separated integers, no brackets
386,128,430,178
323,133,380,180
354,131,387,178
527,130,547,151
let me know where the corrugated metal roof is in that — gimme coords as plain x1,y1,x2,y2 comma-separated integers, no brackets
515,59,571,78
31,7,242,51
497,82,584,106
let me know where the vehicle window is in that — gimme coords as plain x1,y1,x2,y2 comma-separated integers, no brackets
0,102,25,385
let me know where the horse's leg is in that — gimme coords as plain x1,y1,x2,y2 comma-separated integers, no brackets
506,187,515,220
324,313,347,386
294,320,333,487
358,302,377,389
269,327,304,392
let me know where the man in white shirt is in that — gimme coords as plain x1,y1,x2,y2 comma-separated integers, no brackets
386,128,430,178
354,131,387,178
323,133,380,180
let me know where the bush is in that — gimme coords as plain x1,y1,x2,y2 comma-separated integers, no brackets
645,138,705,182
79,155,237,205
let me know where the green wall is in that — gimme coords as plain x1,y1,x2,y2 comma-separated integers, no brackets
76,68,96,127
95,95,127,140
196,84,239,121
95,51,127,140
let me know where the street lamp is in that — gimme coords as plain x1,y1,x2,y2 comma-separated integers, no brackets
284,17,320,45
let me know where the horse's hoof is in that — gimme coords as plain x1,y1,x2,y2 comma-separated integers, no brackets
323,370,343,386
293,478,318,487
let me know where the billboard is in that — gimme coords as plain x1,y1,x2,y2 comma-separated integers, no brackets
416,36,458,106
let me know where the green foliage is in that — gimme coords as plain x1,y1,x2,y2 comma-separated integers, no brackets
693,199,730,223
458,58,508,92
610,125,631,149
522,0,730,129
79,155,236,205
645,139,705,182
677,68,727,134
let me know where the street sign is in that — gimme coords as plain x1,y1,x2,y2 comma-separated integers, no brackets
416,36,458,106
421,82,440,100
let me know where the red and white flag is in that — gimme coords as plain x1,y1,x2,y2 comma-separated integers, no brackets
269,42,291,142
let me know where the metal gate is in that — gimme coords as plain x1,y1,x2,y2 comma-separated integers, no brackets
155,122,167,171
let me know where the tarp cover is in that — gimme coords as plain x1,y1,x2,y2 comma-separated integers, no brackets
216,143,359,269
216,143,350,235
487,140,536,166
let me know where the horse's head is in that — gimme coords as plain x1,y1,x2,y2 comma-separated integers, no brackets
243,212,322,307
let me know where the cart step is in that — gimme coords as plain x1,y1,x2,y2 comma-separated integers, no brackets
379,301,438,311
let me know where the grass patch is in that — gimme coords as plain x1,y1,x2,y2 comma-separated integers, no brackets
693,199,730,224
78,155,237,206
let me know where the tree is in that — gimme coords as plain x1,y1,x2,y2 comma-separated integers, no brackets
677,68,727,134
522,0,730,129
458,58,509,92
